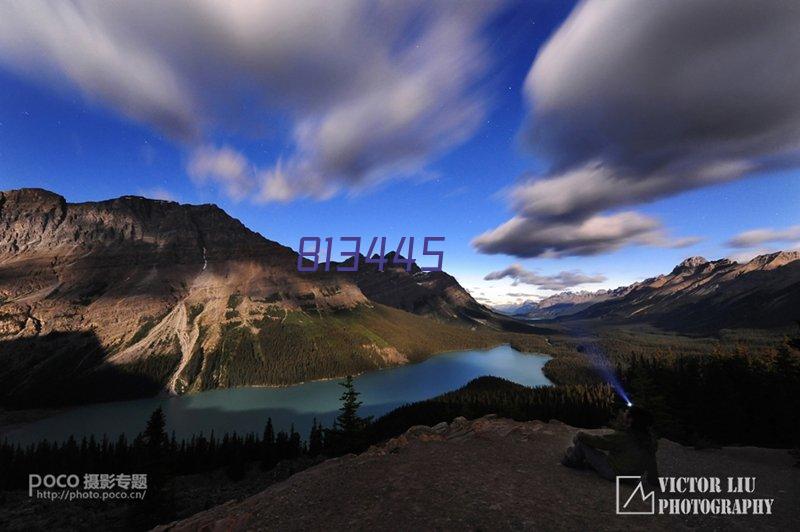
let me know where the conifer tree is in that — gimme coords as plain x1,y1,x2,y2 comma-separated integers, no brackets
336,375,371,434
308,418,324,456
225,437,247,481
275,430,289,460
143,407,168,453
325,375,372,454
289,423,302,459
132,406,172,529
260,418,276,470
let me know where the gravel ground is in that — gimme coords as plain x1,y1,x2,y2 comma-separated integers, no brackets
157,416,799,531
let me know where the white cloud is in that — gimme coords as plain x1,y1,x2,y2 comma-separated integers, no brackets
475,0,800,258
474,211,698,258
186,146,338,203
484,264,606,290
0,1,197,138
0,0,502,202
187,145,255,201
506,292,541,299
726,225,800,248
522,0,800,205
257,160,335,203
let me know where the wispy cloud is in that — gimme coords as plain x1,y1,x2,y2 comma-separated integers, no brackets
0,1,502,202
484,264,606,291
474,211,699,258
726,225,800,248
506,292,540,299
186,145,256,202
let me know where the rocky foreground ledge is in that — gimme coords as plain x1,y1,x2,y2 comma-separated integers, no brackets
156,416,799,531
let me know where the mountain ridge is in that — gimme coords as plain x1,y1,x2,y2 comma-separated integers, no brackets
503,289,624,320
0,188,530,408
508,251,800,331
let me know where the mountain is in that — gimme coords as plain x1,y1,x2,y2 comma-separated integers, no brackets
0,189,530,408
503,290,624,320
348,252,534,332
551,253,800,332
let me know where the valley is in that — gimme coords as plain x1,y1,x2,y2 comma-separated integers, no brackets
1,188,797,421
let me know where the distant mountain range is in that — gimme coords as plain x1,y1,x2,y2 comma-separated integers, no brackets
500,290,622,320
505,253,800,332
0,188,529,407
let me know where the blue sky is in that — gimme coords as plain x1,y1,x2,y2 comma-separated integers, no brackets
1,1,798,306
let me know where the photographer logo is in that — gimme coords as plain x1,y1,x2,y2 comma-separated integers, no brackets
616,476,655,515
615,476,774,516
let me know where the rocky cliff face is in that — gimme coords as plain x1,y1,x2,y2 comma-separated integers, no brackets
0,189,506,407
0,189,365,337
0,188,361,336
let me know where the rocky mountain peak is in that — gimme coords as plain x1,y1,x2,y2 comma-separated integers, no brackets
673,256,708,272
710,258,735,268
0,187,291,263
0,187,68,216
744,250,800,271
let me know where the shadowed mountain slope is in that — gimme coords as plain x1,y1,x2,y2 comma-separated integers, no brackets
0,189,535,407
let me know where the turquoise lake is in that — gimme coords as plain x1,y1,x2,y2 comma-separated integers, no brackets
4,345,551,445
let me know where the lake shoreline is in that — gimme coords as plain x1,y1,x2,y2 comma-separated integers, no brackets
0,408,64,439
1,342,550,434
2,346,552,446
